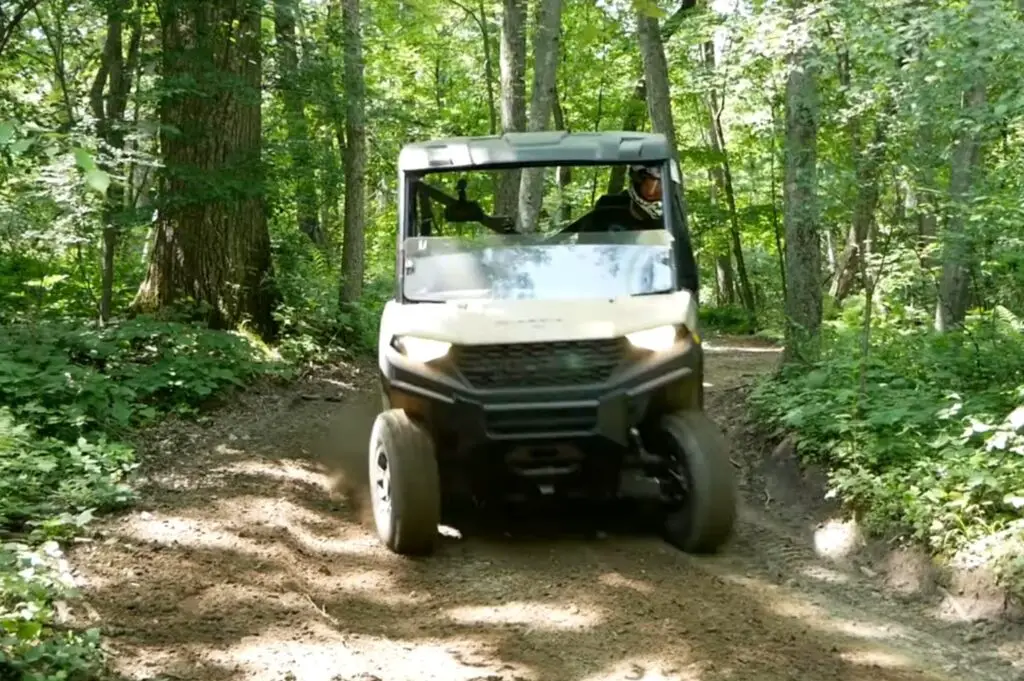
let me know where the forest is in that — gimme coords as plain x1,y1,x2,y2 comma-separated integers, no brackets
2,0,1024,678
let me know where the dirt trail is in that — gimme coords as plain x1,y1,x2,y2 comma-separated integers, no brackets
69,337,1023,681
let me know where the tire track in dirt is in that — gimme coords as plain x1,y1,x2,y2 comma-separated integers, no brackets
67,337,1023,681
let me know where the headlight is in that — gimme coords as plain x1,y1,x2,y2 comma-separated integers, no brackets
626,325,678,351
393,335,451,363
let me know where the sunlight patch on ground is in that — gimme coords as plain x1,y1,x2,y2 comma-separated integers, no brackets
445,600,604,631
110,646,190,681
122,514,267,555
204,621,532,681
813,518,864,561
214,458,333,492
329,568,429,607
577,656,703,681
703,344,782,354
839,647,923,670
799,564,851,584
598,571,655,593
206,494,381,557
723,573,913,643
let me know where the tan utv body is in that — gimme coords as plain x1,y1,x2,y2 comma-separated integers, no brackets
367,131,737,556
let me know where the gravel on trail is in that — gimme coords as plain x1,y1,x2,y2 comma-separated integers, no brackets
68,336,1024,681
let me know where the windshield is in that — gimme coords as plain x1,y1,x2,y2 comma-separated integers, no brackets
402,163,681,302
404,232,675,302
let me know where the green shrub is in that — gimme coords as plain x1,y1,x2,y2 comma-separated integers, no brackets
700,304,756,335
749,313,1024,592
0,315,295,678
1,541,104,681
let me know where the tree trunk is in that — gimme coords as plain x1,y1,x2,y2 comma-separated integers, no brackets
517,0,562,233
0,1,42,61
480,0,498,135
90,0,141,323
495,0,526,218
935,79,986,331
635,4,699,298
701,40,755,321
608,0,698,195
782,27,822,363
828,45,890,304
707,170,735,305
339,0,367,303
274,0,324,246
134,0,277,338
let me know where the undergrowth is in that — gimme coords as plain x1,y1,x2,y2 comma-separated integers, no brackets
0,315,304,679
749,303,1024,597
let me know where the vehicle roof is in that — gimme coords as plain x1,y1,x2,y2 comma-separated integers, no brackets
398,131,671,173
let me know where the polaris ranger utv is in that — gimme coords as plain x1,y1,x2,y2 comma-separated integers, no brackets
370,131,736,556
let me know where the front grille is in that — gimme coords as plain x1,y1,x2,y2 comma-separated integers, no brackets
452,338,626,389
486,405,599,436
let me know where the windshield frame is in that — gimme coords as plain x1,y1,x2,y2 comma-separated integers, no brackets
395,159,693,304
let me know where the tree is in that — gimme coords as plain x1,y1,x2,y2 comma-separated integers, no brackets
781,1,821,363
89,0,142,323
133,0,278,338
338,0,367,303
274,0,325,247
495,0,527,219
517,0,563,233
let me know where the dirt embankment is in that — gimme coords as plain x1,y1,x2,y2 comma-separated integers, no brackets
67,337,1024,681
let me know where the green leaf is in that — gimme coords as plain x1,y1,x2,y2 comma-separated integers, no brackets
16,620,41,641
0,120,14,145
73,147,97,171
10,138,32,155
84,169,110,195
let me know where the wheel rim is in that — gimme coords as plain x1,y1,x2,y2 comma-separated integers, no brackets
372,445,392,529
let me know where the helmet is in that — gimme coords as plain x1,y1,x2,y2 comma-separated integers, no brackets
627,165,663,219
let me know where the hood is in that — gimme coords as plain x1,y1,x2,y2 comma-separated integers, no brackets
380,291,697,346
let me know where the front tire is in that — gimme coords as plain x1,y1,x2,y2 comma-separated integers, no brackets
368,409,441,556
651,410,737,553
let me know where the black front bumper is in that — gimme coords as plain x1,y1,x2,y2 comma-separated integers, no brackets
383,336,703,449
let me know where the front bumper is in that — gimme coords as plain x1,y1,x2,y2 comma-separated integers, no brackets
383,336,703,448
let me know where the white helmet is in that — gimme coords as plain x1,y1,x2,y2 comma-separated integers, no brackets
627,165,663,219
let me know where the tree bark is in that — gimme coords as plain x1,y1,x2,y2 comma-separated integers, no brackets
339,0,367,303
701,40,756,320
608,0,698,195
90,0,142,323
134,0,277,339
782,21,822,363
635,3,699,297
495,0,527,218
274,0,324,247
935,80,985,331
0,0,41,60
517,0,563,233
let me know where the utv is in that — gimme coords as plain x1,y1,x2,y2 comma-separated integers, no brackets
369,131,736,556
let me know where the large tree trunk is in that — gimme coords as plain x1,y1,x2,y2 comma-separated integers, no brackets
90,0,142,323
274,0,324,246
134,0,277,338
608,0,698,195
702,40,756,320
495,0,526,219
517,0,563,233
782,19,822,363
339,0,366,303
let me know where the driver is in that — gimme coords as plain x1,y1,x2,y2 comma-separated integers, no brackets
625,164,663,227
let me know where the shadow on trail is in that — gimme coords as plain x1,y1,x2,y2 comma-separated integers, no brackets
73,339,1005,681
